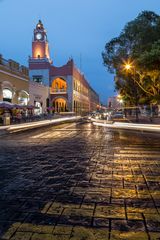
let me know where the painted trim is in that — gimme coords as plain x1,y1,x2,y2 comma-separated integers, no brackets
0,69,29,82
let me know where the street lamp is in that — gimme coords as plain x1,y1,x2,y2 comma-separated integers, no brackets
125,64,132,71
124,62,139,122
117,94,123,108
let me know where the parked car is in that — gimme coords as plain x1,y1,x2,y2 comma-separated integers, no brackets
111,111,125,119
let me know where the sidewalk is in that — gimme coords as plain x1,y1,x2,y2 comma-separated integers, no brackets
126,115,160,124
0,116,81,135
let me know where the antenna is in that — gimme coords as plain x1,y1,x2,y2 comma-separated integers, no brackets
38,13,42,24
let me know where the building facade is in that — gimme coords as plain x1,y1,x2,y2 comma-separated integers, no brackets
108,96,122,109
29,20,99,114
0,54,29,105
29,81,49,114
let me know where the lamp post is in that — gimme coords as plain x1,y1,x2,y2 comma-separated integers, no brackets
124,63,139,122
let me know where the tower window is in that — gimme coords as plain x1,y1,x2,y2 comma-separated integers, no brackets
33,75,43,84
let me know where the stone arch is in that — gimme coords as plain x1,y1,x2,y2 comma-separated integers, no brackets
1,81,14,102
52,96,68,112
18,90,29,105
51,77,67,93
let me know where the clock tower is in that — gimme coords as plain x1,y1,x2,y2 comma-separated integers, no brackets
29,20,51,87
32,20,51,61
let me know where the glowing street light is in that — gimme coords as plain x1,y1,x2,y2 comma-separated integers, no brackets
119,99,123,104
117,94,123,103
124,64,132,70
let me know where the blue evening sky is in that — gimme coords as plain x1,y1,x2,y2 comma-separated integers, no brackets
0,0,160,104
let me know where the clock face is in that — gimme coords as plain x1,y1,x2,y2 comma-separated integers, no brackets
36,33,42,40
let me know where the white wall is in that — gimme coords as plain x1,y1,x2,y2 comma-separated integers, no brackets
29,69,50,86
29,81,49,113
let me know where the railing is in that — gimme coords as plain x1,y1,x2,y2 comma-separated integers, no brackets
50,88,67,94
0,54,29,76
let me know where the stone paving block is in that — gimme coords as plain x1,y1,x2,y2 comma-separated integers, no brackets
62,208,94,218
151,191,160,200
95,205,125,219
47,202,64,215
111,220,146,232
41,202,53,214
31,233,69,240
111,199,125,205
58,214,92,226
70,228,94,240
144,214,160,222
146,220,160,232
93,217,109,227
10,231,33,240
110,230,148,240
112,189,137,199
70,226,109,240
149,232,160,240
1,223,21,240
127,213,143,220
53,225,72,235
20,200,45,213
18,223,54,234
127,207,157,214
80,203,95,210
25,213,58,225
10,212,29,222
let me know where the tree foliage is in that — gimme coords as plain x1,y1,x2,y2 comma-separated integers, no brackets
102,11,160,105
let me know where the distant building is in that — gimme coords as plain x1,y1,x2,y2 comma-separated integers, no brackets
0,54,29,105
108,96,121,109
29,20,99,114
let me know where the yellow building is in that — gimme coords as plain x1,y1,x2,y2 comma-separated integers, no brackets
0,54,29,105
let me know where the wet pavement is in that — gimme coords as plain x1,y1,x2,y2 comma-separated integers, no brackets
0,121,160,240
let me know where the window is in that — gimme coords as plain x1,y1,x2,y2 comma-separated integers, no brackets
18,91,29,105
33,75,43,84
3,88,13,102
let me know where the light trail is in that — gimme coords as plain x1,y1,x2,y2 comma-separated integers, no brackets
93,121,160,133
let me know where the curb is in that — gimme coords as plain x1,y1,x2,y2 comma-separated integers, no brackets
0,116,82,135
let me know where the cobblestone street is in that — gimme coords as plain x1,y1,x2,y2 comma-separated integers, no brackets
0,121,160,240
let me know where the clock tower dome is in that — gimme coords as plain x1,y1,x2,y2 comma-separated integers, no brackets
32,20,51,62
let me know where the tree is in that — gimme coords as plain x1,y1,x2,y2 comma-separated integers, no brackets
102,11,160,105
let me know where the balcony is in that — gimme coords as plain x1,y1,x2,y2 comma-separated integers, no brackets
50,88,67,94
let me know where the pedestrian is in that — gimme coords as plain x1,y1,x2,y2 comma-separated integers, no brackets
16,112,22,124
